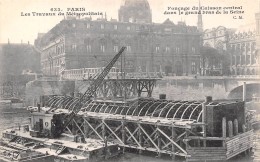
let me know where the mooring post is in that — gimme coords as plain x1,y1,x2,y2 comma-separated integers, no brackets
222,117,226,147
242,124,246,133
228,121,233,138
234,119,238,136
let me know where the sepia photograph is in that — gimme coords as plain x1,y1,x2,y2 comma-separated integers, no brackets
0,0,260,161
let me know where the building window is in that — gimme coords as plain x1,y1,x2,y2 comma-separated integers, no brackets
191,61,196,74
192,47,196,54
166,46,170,53
100,45,105,52
176,47,180,54
114,45,118,52
127,26,131,30
72,44,77,51
87,23,90,28
114,25,118,30
156,46,160,53
86,45,91,52
126,45,131,52
101,24,105,29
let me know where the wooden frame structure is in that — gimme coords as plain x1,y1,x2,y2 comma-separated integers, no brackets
36,97,254,161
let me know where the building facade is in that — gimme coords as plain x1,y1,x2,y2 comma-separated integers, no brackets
229,25,257,75
202,2,260,76
35,0,201,77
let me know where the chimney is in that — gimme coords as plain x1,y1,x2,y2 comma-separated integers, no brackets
205,96,212,103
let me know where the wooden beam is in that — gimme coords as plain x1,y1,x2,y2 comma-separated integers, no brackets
83,118,103,140
102,120,124,145
157,127,187,155
139,124,160,151
125,127,143,149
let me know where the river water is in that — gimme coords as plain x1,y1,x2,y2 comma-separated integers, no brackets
0,106,260,162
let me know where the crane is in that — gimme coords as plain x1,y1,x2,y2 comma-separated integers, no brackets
51,46,126,137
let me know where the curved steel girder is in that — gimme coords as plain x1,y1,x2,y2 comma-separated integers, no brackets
68,98,80,111
138,102,153,116
165,102,184,118
126,100,144,116
105,105,119,114
64,98,77,109
55,96,71,108
49,96,61,107
144,101,163,116
158,103,174,118
188,104,202,120
46,96,58,106
150,101,168,117
172,101,191,119
180,104,196,120
90,103,98,112
58,96,74,108
84,101,95,111
93,104,103,112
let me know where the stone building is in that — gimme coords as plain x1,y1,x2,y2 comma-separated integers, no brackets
34,0,201,77
203,4,260,76
229,24,257,75
0,43,40,76
202,26,235,75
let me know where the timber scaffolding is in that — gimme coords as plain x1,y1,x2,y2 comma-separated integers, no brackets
40,95,254,161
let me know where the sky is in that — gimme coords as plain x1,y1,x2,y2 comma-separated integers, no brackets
0,0,259,44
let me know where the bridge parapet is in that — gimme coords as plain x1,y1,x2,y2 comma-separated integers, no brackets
62,67,163,80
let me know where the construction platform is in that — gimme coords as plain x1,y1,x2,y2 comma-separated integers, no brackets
1,128,121,162
12,97,253,161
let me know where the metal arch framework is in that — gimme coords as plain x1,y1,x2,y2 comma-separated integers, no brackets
48,98,235,158
53,98,205,122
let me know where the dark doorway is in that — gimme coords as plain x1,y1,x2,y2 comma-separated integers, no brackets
165,66,172,76
175,61,183,76
39,119,43,132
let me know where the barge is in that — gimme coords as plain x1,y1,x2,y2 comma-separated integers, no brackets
1,127,121,162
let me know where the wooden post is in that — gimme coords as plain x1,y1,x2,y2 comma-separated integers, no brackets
138,125,143,154
202,102,206,147
157,126,161,157
122,121,126,153
222,117,227,147
233,119,238,135
102,120,106,139
171,126,176,160
228,121,233,138
242,124,246,133
72,119,77,135
222,117,227,138
83,118,89,138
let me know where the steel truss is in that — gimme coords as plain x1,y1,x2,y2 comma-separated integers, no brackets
45,79,157,108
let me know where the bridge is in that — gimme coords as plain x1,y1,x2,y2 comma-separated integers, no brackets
155,75,260,100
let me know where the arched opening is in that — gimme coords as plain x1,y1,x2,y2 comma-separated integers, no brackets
228,83,260,100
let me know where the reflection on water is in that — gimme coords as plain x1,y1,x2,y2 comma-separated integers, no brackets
0,105,259,162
